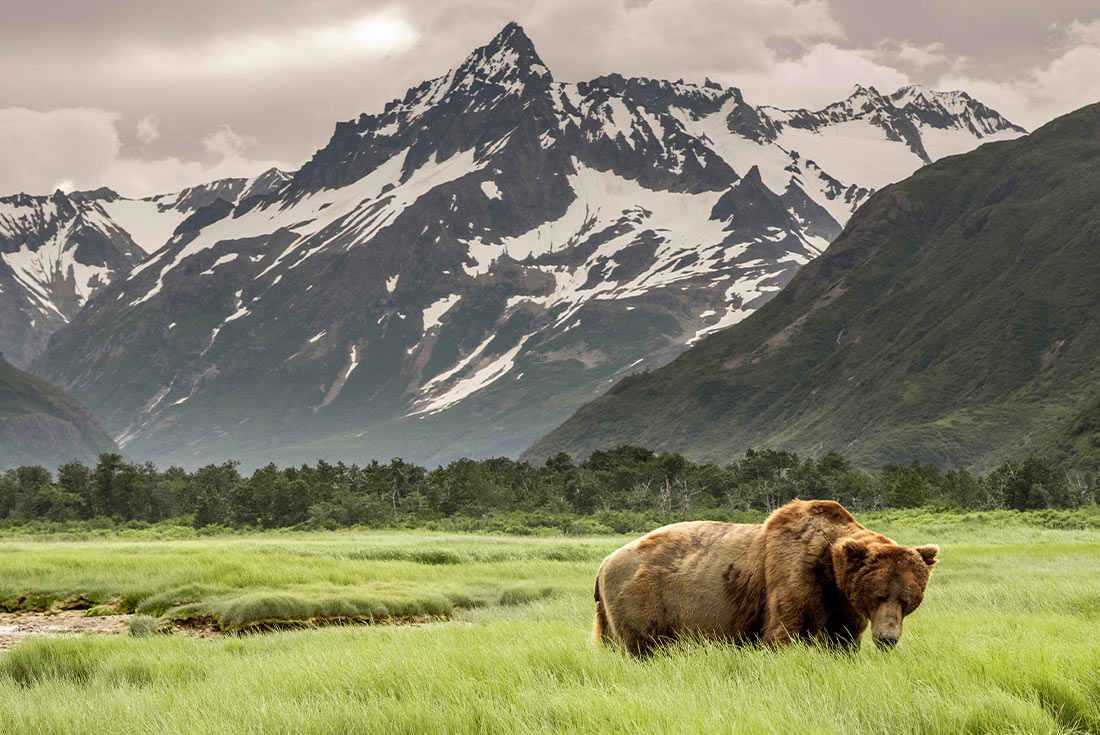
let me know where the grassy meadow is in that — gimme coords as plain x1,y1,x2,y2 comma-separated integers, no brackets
1,513,1099,734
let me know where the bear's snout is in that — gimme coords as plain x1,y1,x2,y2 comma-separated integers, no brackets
869,601,903,647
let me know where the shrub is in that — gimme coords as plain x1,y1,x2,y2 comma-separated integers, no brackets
0,638,101,685
127,615,159,637
499,586,556,606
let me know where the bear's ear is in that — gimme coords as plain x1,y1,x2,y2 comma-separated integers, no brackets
839,538,868,569
915,545,939,567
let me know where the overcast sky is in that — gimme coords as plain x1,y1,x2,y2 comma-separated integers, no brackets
3,0,1099,198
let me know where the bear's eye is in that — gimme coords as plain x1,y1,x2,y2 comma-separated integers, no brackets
875,594,888,604
900,598,909,609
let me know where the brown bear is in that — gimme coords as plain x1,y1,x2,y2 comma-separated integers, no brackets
593,499,937,656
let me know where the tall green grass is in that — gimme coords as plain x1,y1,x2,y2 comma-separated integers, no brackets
0,532,607,629
0,522,1098,733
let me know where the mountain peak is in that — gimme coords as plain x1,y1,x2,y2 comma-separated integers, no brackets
69,186,121,203
454,22,552,93
49,188,78,217
886,85,1027,134
15,19,1032,469
489,21,535,54
242,167,291,200
496,21,529,44
888,84,926,106
825,84,893,117
888,84,964,109
848,84,886,103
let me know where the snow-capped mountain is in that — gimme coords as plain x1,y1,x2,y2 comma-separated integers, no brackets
31,22,1024,468
0,169,290,366
0,188,143,366
525,100,1100,470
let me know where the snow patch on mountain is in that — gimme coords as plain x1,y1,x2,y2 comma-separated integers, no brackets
688,269,787,344
319,344,361,409
462,160,733,281
222,290,249,325
775,122,923,191
917,124,1018,160
100,199,187,255
410,332,536,415
201,253,239,275
249,147,486,281
2,245,70,318
422,294,461,332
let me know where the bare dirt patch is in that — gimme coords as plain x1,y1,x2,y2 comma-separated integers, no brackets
0,610,452,651
0,610,133,652
164,612,451,638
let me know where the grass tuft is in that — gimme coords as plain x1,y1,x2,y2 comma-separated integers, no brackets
126,615,159,638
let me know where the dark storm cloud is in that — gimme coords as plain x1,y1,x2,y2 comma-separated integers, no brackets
2,0,1099,196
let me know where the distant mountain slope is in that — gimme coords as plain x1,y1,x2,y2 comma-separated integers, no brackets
0,170,290,366
32,23,1023,469
0,353,118,470
526,103,1100,469
1047,394,1100,472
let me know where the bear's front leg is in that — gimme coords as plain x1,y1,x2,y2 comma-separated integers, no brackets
762,590,825,647
822,609,867,651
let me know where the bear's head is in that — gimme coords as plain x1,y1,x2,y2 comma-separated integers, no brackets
832,538,938,649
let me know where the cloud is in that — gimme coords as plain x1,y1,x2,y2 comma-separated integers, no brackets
1058,18,1100,46
113,10,420,82
729,43,911,110
135,115,160,145
0,108,122,194
202,125,256,158
3,0,1098,198
480,0,910,111
936,22,1100,130
877,40,952,71
527,0,844,81
0,107,291,198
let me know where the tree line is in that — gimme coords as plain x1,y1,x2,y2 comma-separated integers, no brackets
0,448,1095,531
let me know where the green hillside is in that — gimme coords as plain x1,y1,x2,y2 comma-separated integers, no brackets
0,353,118,470
1047,394,1100,471
526,103,1100,469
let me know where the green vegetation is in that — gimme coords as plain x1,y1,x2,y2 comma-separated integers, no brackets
0,517,1099,733
126,615,158,638
1,447,1095,533
527,103,1100,472
1049,393,1100,472
0,531,606,631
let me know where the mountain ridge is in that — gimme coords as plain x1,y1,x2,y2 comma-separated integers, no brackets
525,102,1100,469
0,168,290,366
27,23,1025,469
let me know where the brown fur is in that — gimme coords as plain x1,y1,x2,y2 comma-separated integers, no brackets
593,499,937,655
